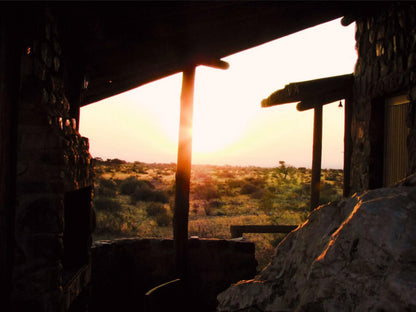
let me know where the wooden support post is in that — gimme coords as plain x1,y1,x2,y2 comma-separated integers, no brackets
173,67,195,280
311,105,323,210
343,97,352,197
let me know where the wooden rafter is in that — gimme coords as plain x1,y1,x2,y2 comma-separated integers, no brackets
261,74,353,110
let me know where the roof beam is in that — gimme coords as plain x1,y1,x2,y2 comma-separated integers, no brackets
261,74,353,109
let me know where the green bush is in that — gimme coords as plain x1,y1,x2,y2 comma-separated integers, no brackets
259,190,275,214
96,186,116,197
95,178,118,197
130,182,169,204
155,212,171,226
240,182,259,195
93,197,122,211
120,177,154,195
192,183,220,201
318,182,342,205
146,202,171,226
99,178,117,189
146,202,166,217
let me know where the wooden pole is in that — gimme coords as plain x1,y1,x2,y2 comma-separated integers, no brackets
311,105,323,210
174,66,195,280
343,97,352,197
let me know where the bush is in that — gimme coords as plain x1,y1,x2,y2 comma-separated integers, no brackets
192,183,220,201
130,183,169,204
120,177,154,195
155,212,171,226
259,190,274,214
240,182,259,195
146,202,171,226
99,178,117,189
146,202,166,217
96,186,116,197
93,197,122,211
96,178,118,197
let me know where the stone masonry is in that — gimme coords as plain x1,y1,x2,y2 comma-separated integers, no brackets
12,8,94,312
351,2,416,192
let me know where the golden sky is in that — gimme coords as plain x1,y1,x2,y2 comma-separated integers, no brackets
80,18,357,168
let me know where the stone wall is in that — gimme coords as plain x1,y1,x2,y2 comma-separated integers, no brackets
351,2,416,192
11,8,94,312
90,238,258,312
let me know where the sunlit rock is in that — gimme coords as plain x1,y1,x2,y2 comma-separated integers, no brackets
217,174,416,311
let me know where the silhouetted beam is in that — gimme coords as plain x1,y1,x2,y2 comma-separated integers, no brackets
296,92,346,111
261,74,353,108
197,59,229,70
174,66,195,281
230,225,298,238
311,105,323,211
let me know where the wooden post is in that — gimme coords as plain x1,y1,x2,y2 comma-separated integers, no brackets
343,97,352,197
311,105,323,210
173,66,195,280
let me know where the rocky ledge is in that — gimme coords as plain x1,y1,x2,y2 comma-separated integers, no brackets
217,174,416,312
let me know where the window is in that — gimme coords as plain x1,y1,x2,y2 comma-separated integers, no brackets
383,95,410,186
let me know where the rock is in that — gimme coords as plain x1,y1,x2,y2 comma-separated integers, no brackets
217,180,416,311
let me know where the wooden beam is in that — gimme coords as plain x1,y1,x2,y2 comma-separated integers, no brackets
230,225,298,238
296,90,349,111
262,74,353,108
311,105,323,210
173,67,195,280
197,59,229,70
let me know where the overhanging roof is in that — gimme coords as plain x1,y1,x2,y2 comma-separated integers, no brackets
44,2,374,105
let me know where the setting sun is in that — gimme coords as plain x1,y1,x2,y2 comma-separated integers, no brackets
80,18,357,168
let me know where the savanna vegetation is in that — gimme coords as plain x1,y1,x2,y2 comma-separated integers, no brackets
92,158,343,270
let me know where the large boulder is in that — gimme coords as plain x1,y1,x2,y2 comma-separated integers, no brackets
217,175,416,311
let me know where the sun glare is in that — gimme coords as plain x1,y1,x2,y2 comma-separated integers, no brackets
80,18,356,168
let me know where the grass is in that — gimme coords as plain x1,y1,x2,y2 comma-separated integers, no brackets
92,158,343,271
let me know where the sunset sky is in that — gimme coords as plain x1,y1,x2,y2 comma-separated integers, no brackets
79,18,357,169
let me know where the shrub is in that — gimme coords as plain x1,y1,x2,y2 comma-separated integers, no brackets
319,182,341,205
93,197,122,211
146,202,166,217
240,182,259,195
130,183,169,204
192,183,220,201
259,190,274,214
96,178,118,197
99,178,117,189
120,177,154,195
226,179,244,189
146,202,171,226
96,186,116,197
155,212,171,226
